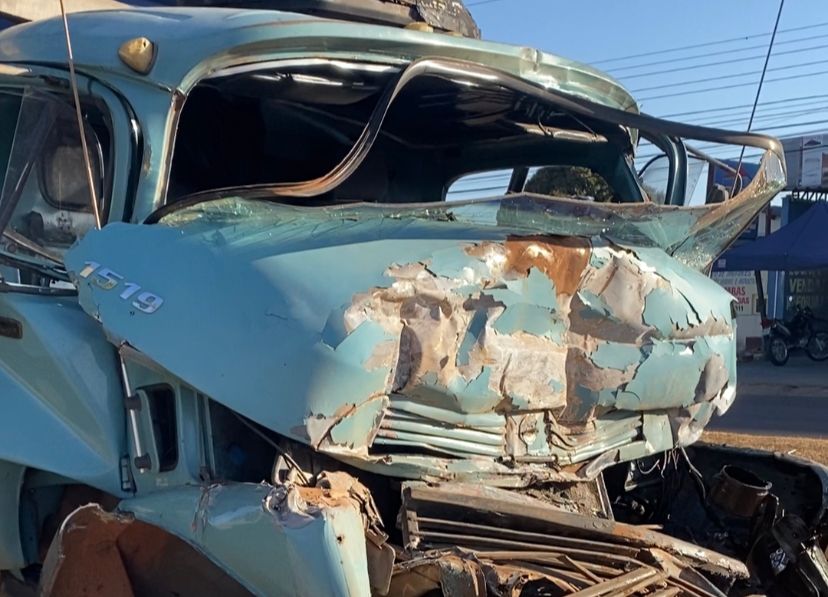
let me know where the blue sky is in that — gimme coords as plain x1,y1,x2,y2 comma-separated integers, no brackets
469,0,828,141
443,1,828,200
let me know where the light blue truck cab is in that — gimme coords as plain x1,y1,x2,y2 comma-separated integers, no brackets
0,6,824,596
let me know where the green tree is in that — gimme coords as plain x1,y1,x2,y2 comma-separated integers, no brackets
525,166,615,202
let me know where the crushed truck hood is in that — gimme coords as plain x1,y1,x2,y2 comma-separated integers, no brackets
66,195,739,483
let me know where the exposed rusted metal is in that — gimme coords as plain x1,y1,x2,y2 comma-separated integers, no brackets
401,482,748,582
0,2,826,595
39,504,249,596
567,568,665,597
709,464,772,518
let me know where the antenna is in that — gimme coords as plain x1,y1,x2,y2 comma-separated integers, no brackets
731,0,785,194
58,0,102,229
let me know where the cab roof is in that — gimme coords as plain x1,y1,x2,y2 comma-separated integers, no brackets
0,7,637,112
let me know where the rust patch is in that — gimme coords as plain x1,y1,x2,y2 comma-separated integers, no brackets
295,486,355,509
39,504,248,597
502,235,590,295
568,292,645,345
40,507,134,597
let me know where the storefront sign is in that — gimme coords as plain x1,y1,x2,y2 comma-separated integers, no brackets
786,270,828,318
711,270,759,316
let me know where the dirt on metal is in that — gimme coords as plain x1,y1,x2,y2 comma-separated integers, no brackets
704,430,828,466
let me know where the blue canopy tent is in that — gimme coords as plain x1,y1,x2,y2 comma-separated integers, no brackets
716,201,828,272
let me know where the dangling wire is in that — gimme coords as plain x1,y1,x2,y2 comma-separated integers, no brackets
58,0,102,229
731,0,785,195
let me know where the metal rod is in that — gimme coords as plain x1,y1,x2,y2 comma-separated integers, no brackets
732,0,785,195
1,230,62,264
118,354,149,473
568,567,663,597
755,269,767,321
58,0,102,229
231,412,309,484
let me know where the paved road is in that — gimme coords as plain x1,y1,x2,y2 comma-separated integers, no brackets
738,356,827,388
709,387,828,437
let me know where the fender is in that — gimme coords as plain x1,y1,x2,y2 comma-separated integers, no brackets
0,292,126,495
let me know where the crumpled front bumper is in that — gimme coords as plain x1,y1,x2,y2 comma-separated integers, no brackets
30,470,754,597
40,476,386,597
37,446,828,596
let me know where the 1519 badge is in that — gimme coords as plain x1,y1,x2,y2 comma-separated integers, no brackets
78,261,164,314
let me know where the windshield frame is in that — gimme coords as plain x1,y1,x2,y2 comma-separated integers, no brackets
153,56,782,221
149,57,785,271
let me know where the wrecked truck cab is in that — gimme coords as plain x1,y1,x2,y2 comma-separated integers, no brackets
0,6,825,597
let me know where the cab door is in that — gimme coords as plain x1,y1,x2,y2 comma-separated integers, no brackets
0,74,133,570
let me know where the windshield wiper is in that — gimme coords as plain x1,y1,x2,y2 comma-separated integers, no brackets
0,246,70,283
2,230,63,265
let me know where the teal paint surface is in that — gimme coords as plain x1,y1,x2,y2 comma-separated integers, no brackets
445,366,501,413
456,309,487,367
616,339,714,411
493,303,565,340
489,269,564,340
327,396,387,450
508,268,559,311
0,1,772,487
120,483,371,596
0,9,637,109
635,245,733,325
428,245,489,280
591,343,642,371
65,213,509,449
63,195,743,479
0,293,125,495
576,290,613,319
0,5,795,586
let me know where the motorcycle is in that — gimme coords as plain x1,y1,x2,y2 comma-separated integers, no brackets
765,303,828,365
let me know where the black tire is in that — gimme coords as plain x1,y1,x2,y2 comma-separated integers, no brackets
767,336,789,366
806,332,828,361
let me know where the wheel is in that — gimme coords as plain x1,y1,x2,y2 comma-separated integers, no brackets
806,332,828,361
767,336,789,366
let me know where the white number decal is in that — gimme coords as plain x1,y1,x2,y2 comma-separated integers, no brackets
78,261,100,279
133,291,163,315
119,282,141,300
78,261,164,314
93,267,123,290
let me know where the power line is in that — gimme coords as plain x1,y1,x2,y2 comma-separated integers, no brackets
690,105,828,129
629,58,826,94
619,42,828,81
685,98,828,124
660,93,828,118
608,31,828,75
593,20,828,65
711,108,828,129
454,172,512,182
639,68,828,103
448,184,509,194
458,138,828,194
732,0,784,189
638,143,821,162
635,125,828,162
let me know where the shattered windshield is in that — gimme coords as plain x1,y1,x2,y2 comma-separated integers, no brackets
167,59,644,205
161,58,786,271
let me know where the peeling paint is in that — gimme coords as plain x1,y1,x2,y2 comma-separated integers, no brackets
67,202,738,483
118,478,383,596
346,236,738,476
590,342,642,371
